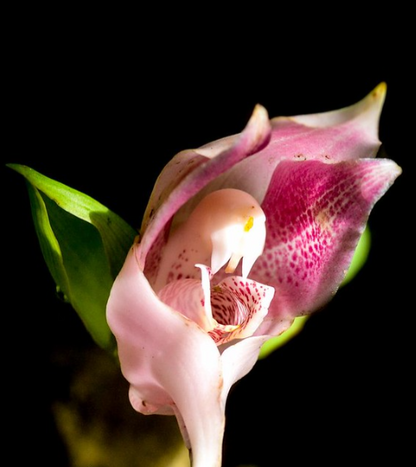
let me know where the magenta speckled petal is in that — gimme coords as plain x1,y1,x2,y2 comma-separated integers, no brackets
253,157,401,335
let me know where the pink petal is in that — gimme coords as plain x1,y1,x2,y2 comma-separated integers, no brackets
197,134,238,158
193,83,388,207
106,244,225,467
139,105,272,271
252,157,401,334
291,82,386,133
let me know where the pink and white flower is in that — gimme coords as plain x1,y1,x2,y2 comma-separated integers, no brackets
106,83,401,467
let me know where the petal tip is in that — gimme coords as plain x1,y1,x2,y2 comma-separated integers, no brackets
361,81,387,118
371,81,387,102
248,104,270,134
251,103,269,123
242,104,271,153
287,82,388,133
373,81,387,97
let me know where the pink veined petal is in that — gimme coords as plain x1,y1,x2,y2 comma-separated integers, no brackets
251,157,401,334
106,244,225,467
157,266,215,332
185,83,388,208
139,104,272,271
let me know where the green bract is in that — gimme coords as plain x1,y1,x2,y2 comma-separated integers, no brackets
8,164,137,352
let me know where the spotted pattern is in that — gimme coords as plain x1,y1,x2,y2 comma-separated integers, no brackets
208,276,273,344
157,266,274,346
251,158,398,321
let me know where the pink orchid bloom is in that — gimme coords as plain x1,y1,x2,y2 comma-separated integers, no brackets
106,83,401,467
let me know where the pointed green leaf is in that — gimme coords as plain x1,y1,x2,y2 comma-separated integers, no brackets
8,164,137,351
25,181,72,299
8,164,137,278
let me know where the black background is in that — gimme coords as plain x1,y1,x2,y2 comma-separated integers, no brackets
3,14,413,467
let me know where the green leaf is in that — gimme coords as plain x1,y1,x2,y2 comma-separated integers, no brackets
8,164,137,352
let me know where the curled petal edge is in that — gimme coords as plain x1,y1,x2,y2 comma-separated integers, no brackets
139,105,272,269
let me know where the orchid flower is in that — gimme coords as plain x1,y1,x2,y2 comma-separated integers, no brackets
106,83,401,467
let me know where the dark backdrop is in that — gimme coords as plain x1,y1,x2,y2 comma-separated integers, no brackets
3,21,412,467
